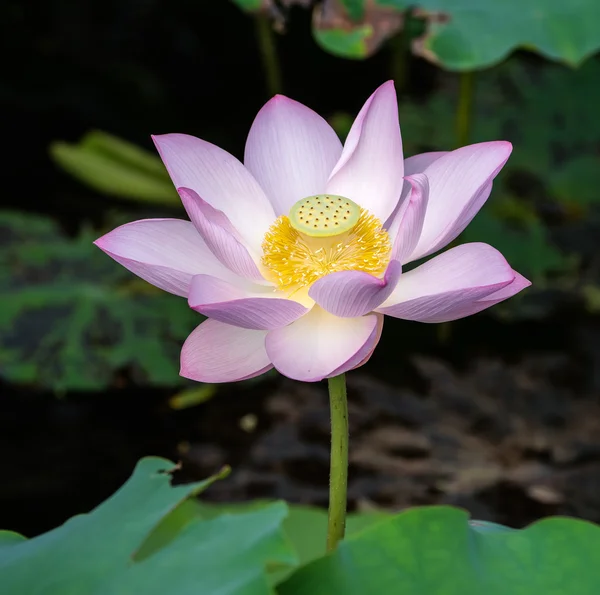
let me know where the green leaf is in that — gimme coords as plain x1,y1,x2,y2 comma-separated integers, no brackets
413,0,600,70
193,502,387,584
339,0,366,21
309,1,600,67
312,1,405,59
313,26,373,59
0,459,296,595
0,458,228,594
280,506,600,594
0,210,200,390
50,130,179,205
101,502,296,595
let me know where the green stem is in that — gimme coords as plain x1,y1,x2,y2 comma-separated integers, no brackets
254,13,282,97
389,29,409,96
456,71,474,147
326,373,349,551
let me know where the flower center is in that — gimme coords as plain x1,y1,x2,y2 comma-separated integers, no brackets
261,194,391,294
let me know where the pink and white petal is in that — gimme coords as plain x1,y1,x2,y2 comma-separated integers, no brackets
408,141,512,262
386,174,429,263
180,319,272,383
403,151,447,176
153,133,275,253
244,95,342,216
178,187,265,282
377,243,518,323
327,81,404,223
95,219,235,297
188,274,308,330
265,306,379,382
327,313,384,377
327,88,376,180
309,260,401,318
473,271,531,308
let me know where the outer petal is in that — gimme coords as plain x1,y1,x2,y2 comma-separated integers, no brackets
309,260,402,318
403,151,447,176
378,243,523,323
188,274,308,330
94,219,235,297
408,141,512,262
180,319,272,383
329,313,384,376
327,81,404,223
153,133,275,253
244,95,342,216
265,306,379,382
178,187,265,282
386,174,429,263
470,271,531,311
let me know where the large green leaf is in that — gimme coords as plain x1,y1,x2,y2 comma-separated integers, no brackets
310,1,600,69
101,503,295,595
50,130,179,205
0,458,296,595
0,458,223,593
414,0,600,70
0,211,199,390
195,502,387,584
280,506,600,594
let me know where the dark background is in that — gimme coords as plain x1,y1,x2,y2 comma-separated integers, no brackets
3,1,600,539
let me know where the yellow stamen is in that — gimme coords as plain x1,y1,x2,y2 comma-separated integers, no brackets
261,196,391,294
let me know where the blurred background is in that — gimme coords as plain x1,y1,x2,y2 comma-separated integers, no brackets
3,0,600,537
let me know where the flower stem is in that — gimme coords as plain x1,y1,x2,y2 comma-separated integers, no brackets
326,373,349,551
389,29,409,96
456,71,474,147
254,13,283,97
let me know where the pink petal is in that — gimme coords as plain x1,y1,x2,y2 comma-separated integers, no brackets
309,260,401,318
403,151,447,176
265,307,379,382
408,141,512,262
329,313,384,376
244,95,342,216
327,81,404,223
153,133,275,253
474,271,531,307
378,243,524,323
180,319,272,383
188,274,308,330
94,219,235,297
386,173,429,264
178,187,265,282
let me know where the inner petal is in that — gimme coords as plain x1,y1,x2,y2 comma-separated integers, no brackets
261,194,391,295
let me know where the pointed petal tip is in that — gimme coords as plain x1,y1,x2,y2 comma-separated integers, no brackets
373,79,397,100
262,93,297,112
513,270,532,290
483,139,513,157
496,140,513,157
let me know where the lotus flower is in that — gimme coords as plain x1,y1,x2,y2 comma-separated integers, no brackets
95,82,530,383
